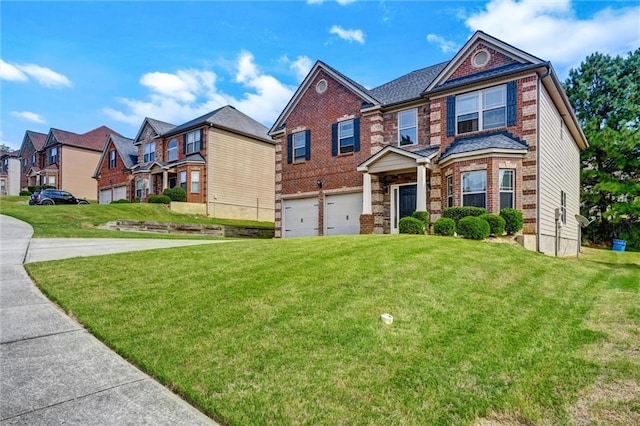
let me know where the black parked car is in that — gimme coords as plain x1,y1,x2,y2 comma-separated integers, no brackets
30,189,90,205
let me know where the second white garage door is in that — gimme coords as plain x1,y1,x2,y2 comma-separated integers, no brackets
99,189,112,204
99,186,127,204
283,198,319,238
113,185,126,201
325,192,363,235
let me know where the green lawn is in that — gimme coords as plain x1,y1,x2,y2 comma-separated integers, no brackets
0,196,273,239
25,235,640,425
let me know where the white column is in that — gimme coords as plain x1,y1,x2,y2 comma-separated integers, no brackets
416,164,427,212
162,170,168,190
362,172,372,214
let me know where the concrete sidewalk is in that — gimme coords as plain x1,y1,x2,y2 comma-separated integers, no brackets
0,215,218,425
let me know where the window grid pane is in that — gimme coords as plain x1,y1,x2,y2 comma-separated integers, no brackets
339,120,354,153
293,132,306,162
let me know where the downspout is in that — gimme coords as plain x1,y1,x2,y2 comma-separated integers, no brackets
536,63,552,253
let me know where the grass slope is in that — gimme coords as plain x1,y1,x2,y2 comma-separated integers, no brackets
26,236,640,425
0,196,273,238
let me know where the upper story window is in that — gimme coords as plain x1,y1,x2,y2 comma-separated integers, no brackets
2,158,7,173
339,120,355,154
462,170,486,208
185,130,202,154
31,154,36,166
167,139,178,162
293,132,307,163
499,169,514,209
456,85,506,135
109,151,117,169
398,109,417,146
22,158,27,172
49,147,58,164
144,142,155,162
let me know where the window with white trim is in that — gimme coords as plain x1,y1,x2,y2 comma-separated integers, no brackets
136,178,142,199
31,154,36,166
293,132,307,163
339,120,354,154
456,85,506,135
191,170,200,193
144,142,155,162
446,175,454,208
462,170,486,208
167,139,178,162
185,130,202,153
48,175,56,186
109,151,117,168
0,179,5,193
49,147,58,164
560,190,567,224
22,158,27,172
499,169,514,209
398,109,417,146
180,171,187,190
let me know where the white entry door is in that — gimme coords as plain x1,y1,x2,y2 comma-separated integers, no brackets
325,192,363,235
283,198,319,238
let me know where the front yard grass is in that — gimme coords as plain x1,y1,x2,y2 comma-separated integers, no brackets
26,236,640,425
0,196,273,239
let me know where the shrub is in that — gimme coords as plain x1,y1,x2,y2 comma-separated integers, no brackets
163,186,187,202
110,199,130,204
433,217,456,236
500,208,524,235
411,211,430,227
19,190,32,196
398,216,425,234
148,195,171,204
457,216,490,240
442,206,486,224
480,213,506,236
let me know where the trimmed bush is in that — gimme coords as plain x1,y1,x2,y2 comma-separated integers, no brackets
398,216,425,234
110,199,130,204
480,213,506,236
19,190,32,196
442,206,486,225
411,211,430,227
148,195,171,204
500,208,524,235
163,186,187,202
457,216,490,240
433,217,456,236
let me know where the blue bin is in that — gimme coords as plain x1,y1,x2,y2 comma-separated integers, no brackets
612,239,627,252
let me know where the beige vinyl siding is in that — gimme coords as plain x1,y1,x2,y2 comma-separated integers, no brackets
60,147,101,200
368,152,418,174
207,128,275,221
538,84,581,256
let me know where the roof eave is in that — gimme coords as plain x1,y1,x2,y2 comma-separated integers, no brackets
438,148,528,166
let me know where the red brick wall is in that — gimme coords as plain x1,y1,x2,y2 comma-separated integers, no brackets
381,103,432,149
449,43,518,81
96,140,132,199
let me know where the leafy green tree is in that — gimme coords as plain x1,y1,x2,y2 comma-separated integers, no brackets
564,49,640,248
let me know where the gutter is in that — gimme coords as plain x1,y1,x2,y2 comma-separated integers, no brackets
536,64,551,253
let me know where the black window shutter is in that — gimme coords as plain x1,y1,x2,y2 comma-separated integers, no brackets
199,129,204,150
507,81,517,126
182,136,186,155
446,96,455,137
304,130,311,161
331,123,338,156
286,134,293,164
353,118,361,152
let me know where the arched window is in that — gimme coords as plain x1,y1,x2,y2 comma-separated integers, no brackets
167,139,178,161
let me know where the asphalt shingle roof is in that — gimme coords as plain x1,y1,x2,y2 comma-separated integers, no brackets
147,118,176,135
110,135,137,169
48,126,121,152
26,131,47,150
441,131,528,159
369,62,449,106
434,63,537,92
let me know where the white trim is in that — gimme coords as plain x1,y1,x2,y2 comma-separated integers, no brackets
461,170,487,208
357,145,434,172
438,148,527,167
398,108,418,147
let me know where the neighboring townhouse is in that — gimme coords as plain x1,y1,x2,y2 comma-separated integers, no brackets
0,150,21,195
270,31,587,256
130,106,275,221
93,134,138,203
18,130,47,189
40,126,121,200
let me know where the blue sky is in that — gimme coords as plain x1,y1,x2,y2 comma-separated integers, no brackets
1,0,639,151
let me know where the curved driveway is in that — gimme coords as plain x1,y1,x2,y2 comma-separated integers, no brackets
0,215,219,425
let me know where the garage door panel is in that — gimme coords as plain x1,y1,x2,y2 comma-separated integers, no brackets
99,189,112,204
325,193,362,235
113,186,126,201
283,198,319,238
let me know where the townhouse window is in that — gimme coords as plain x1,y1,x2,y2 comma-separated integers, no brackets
109,151,117,169
331,118,360,156
136,179,142,199
50,147,58,164
398,108,417,146
22,159,27,172
48,176,56,187
180,171,187,190
167,139,178,162
31,154,36,166
499,169,514,209
448,83,516,137
560,190,567,224
293,132,307,162
2,159,7,173
446,175,454,208
339,120,356,154
462,170,486,208
0,180,5,193
191,170,200,193
185,130,202,154
143,142,155,162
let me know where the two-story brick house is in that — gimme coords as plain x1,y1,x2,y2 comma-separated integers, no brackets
18,130,47,189
270,31,587,256
93,134,138,203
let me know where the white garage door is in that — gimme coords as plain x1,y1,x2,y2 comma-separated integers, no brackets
99,189,112,204
113,186,126,201
283,198,319,238
325,192,363,235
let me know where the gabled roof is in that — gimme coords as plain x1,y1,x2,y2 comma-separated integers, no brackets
133,117,176,144
164,105,271,143
44,125,121,152
429,62,542,94
440,131,528,162
19,130,47,157
93,134,137,178
0,150,19,159
369,62,448,106
357,144,438,172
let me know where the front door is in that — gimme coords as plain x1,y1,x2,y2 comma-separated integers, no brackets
391,183,417,233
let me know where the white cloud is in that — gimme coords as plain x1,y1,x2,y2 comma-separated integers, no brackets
0,59,71,88
281,55,313,81
104,51,296,128
426,34,459,53
329,25,365,44
10,111,47,124
465,0,640,73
